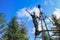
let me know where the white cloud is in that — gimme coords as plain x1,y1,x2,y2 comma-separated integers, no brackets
32,27,35,34
17,19,22,24
44,0,48,5
52,36,59,38
50,8,60,30
38,20,47,31
55,8,60,11
45,17,54,25
30,20,43,34
32,7,40,17
51,24,56,28
17,7,41,21
45,19,50,23
44,0,54,6
53,8,60,19
28,27,35,34
50,0,54,6
38,21,42,31
49,32,54,36
17,8,32,21
16,7,41,35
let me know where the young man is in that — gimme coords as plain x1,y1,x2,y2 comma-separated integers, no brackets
25,8,41,36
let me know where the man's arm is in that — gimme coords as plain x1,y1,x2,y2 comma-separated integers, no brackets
25,9,32,16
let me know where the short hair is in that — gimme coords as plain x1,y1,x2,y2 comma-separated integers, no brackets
33,12,35,15
37,5,41,8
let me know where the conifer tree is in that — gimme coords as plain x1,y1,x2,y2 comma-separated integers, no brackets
3,16,28,40
51,15,60,40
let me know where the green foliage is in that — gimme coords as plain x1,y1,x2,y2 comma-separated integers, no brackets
43,32,50,40
2,16,28,40
20,24,28,40
52,15,60,28
0,13,5,24
52,15,60,39
0,13,6,34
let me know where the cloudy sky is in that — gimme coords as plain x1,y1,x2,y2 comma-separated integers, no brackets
0,0,60,40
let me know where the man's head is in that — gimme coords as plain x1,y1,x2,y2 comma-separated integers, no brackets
33,12,35,15
37,5,41,9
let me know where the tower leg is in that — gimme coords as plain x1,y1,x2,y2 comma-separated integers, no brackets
34,35,36,40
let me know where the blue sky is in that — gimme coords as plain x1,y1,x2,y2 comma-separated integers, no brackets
0,0,60,40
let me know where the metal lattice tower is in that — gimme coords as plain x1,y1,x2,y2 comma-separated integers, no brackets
34,5,60,40
25,5,60,40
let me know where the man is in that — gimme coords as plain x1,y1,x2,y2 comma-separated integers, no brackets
25,9,38,29
25,8,41,36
